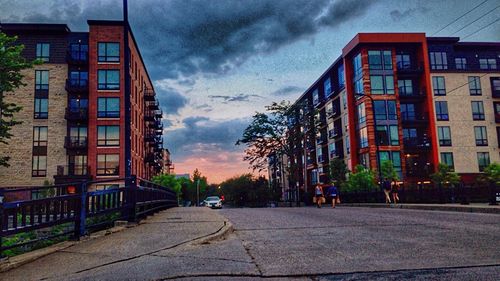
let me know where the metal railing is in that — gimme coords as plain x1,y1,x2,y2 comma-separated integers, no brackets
0,176,177,256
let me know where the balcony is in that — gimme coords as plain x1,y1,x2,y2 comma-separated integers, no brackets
145,153,156,163
148,100,159,110
328,128,341,139
53,165,92,184
65,79,88,93
66,50,88,65
404,137,431,150
397,62,423,75
144,112,155,121
144,90,155,101
401,112,428,125
65,107,88,121
399,90,426,100
64,136,88,150
316,137,326,145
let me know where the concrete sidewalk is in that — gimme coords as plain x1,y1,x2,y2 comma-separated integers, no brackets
340,202,500,214
0,207,232,281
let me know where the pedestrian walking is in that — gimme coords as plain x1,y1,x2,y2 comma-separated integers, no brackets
392,180,400,205
382,178,391,204
328,184,338,208
313,184,324,208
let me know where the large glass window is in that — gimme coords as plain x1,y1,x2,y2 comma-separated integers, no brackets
435,101,449,121
477,152,490,172
354,78,363,95
438,126,452,146
359,127,368,148
97,125,120,146
36,43,50,62
396,53,411,69
455,57,466,70
368,50,392,70
370,75,394,94
97,154,119,175
479,58,497,70
32,155,47,177
401,103,416,120
35,70,49,90
324,78,332,97
69,126,87,146
329,142,336,157
474,126,488,146
69,155,88,176
357,102,366,126
376,125,399,146
398,79,413,96
468,76,482,95
378,151,402,175
312,89,319,105
69,71,88,87
430,52,448,70
98,42,120,62
471,101,485,120
352,53,362,76
34,98,48,119
33,126,48,147
374,100,397,120
69,43,88,61
98,70,120,90
491,77,500,97
338,64,345,88
98,97,120,118
441,152,454,170
432,76,446,95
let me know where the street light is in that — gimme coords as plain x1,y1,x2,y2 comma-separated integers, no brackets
355,93,383,184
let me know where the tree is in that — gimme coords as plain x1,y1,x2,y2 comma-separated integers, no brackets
380,160,399,181
0,32,40,166
152,174,182,194
430,163,460,187
219,174,270,207
329,158,349,185
482,162,500,185
342,165,377,192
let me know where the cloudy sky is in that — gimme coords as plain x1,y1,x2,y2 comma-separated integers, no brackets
1,0,499,183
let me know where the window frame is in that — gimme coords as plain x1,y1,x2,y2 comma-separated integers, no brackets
96,154,120,176
34,97,48,119
430,51,448,70
98,42,120,62
440,152,454,170
32,155,47,177
435,101,449,121
35,70,49,90
36,43,50,62
97,69,120,90
455,57,466,70
468,76,482,96
33,126,48,147
471,101,485,121
477,152,490,172
432,76,446,96
479,58,497,70
97,97,120,118
97,125,120,147
474,126,488,146
438,126,452,146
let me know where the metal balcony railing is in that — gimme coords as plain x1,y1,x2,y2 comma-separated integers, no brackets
64,136,88,149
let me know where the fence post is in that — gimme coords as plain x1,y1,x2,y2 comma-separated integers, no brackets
126,176,137,222
74,182,87,240
490,182,498,206
0,188,4,258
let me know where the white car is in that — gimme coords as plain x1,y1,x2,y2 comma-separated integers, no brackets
204,196,222,209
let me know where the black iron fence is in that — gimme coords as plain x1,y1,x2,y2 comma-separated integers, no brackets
0,176,177,257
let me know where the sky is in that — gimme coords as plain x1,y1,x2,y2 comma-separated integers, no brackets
1,0,499,183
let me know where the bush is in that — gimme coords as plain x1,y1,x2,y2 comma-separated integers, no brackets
342,165,377,192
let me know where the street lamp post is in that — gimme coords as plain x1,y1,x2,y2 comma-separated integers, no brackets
356,94,383,184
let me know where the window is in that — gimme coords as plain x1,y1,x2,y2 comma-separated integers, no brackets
438,126,452,146
441,152,454,170
376,125,399,146
338,64,345,88
97,154,119,176
354,78,364,95
491,77,500,97
69,155,88,175
497,127,500,148
474,126,488,146
396,53,411,69
346,135,350,154
329,142,336,157
69,71,89,87
69,43,88,61
468,76,482,95
98,97,120,118
495,102,500,122
352,53,362,77
69,126,87,146
455,58,466,70
403,128,418,146
33,127,48,147
98,42,120,62
479,58,497,70
359,127,368,148
471,101,485,120
370,75,394,94
430,52,448,70
36,43,50,62
378,151,402,174
34,98,48,119
312,89,319,105
435,101,449,121
97,126,120,146
32,155,47,177
341,92,347,109
398,79,413,96
98,70,120,90
35,70,49,90
432,76,446,95
374,100,397,120
368,50,392,70
401,103,416,120
357,102,366,126
477,152,490,172
324,78,332,97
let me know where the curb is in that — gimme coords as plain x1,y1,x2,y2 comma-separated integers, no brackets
340,203,500,214
192,220,234,246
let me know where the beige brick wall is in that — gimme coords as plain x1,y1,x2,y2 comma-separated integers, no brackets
0,64,67,186
432,73,500,173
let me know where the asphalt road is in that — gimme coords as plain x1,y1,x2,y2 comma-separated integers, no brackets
1,206,499,280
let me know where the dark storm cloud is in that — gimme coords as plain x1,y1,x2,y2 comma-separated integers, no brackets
163,117,250,161
155,86,188,115
270,85,304,96
208,94,262,103
0,0,377,80
390,6,430,22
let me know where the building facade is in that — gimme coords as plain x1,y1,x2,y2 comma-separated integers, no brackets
0,22,164,187
278,33,499,196
162,149,174,175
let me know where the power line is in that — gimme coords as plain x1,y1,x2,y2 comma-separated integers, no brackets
431,0,489,36
451,5,500,35
432,72,491,100
462,17,500,39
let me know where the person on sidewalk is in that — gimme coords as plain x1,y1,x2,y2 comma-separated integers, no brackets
314,184,324,208
392,180,400,205
382,178,392,204
328,183,338,208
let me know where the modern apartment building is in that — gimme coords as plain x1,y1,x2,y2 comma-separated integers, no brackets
0,21,164,187
277,33,499,197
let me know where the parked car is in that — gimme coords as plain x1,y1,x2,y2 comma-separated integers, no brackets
203,196,223,209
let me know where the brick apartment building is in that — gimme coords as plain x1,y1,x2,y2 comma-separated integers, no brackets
0,21,164,187
272,33,500,201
